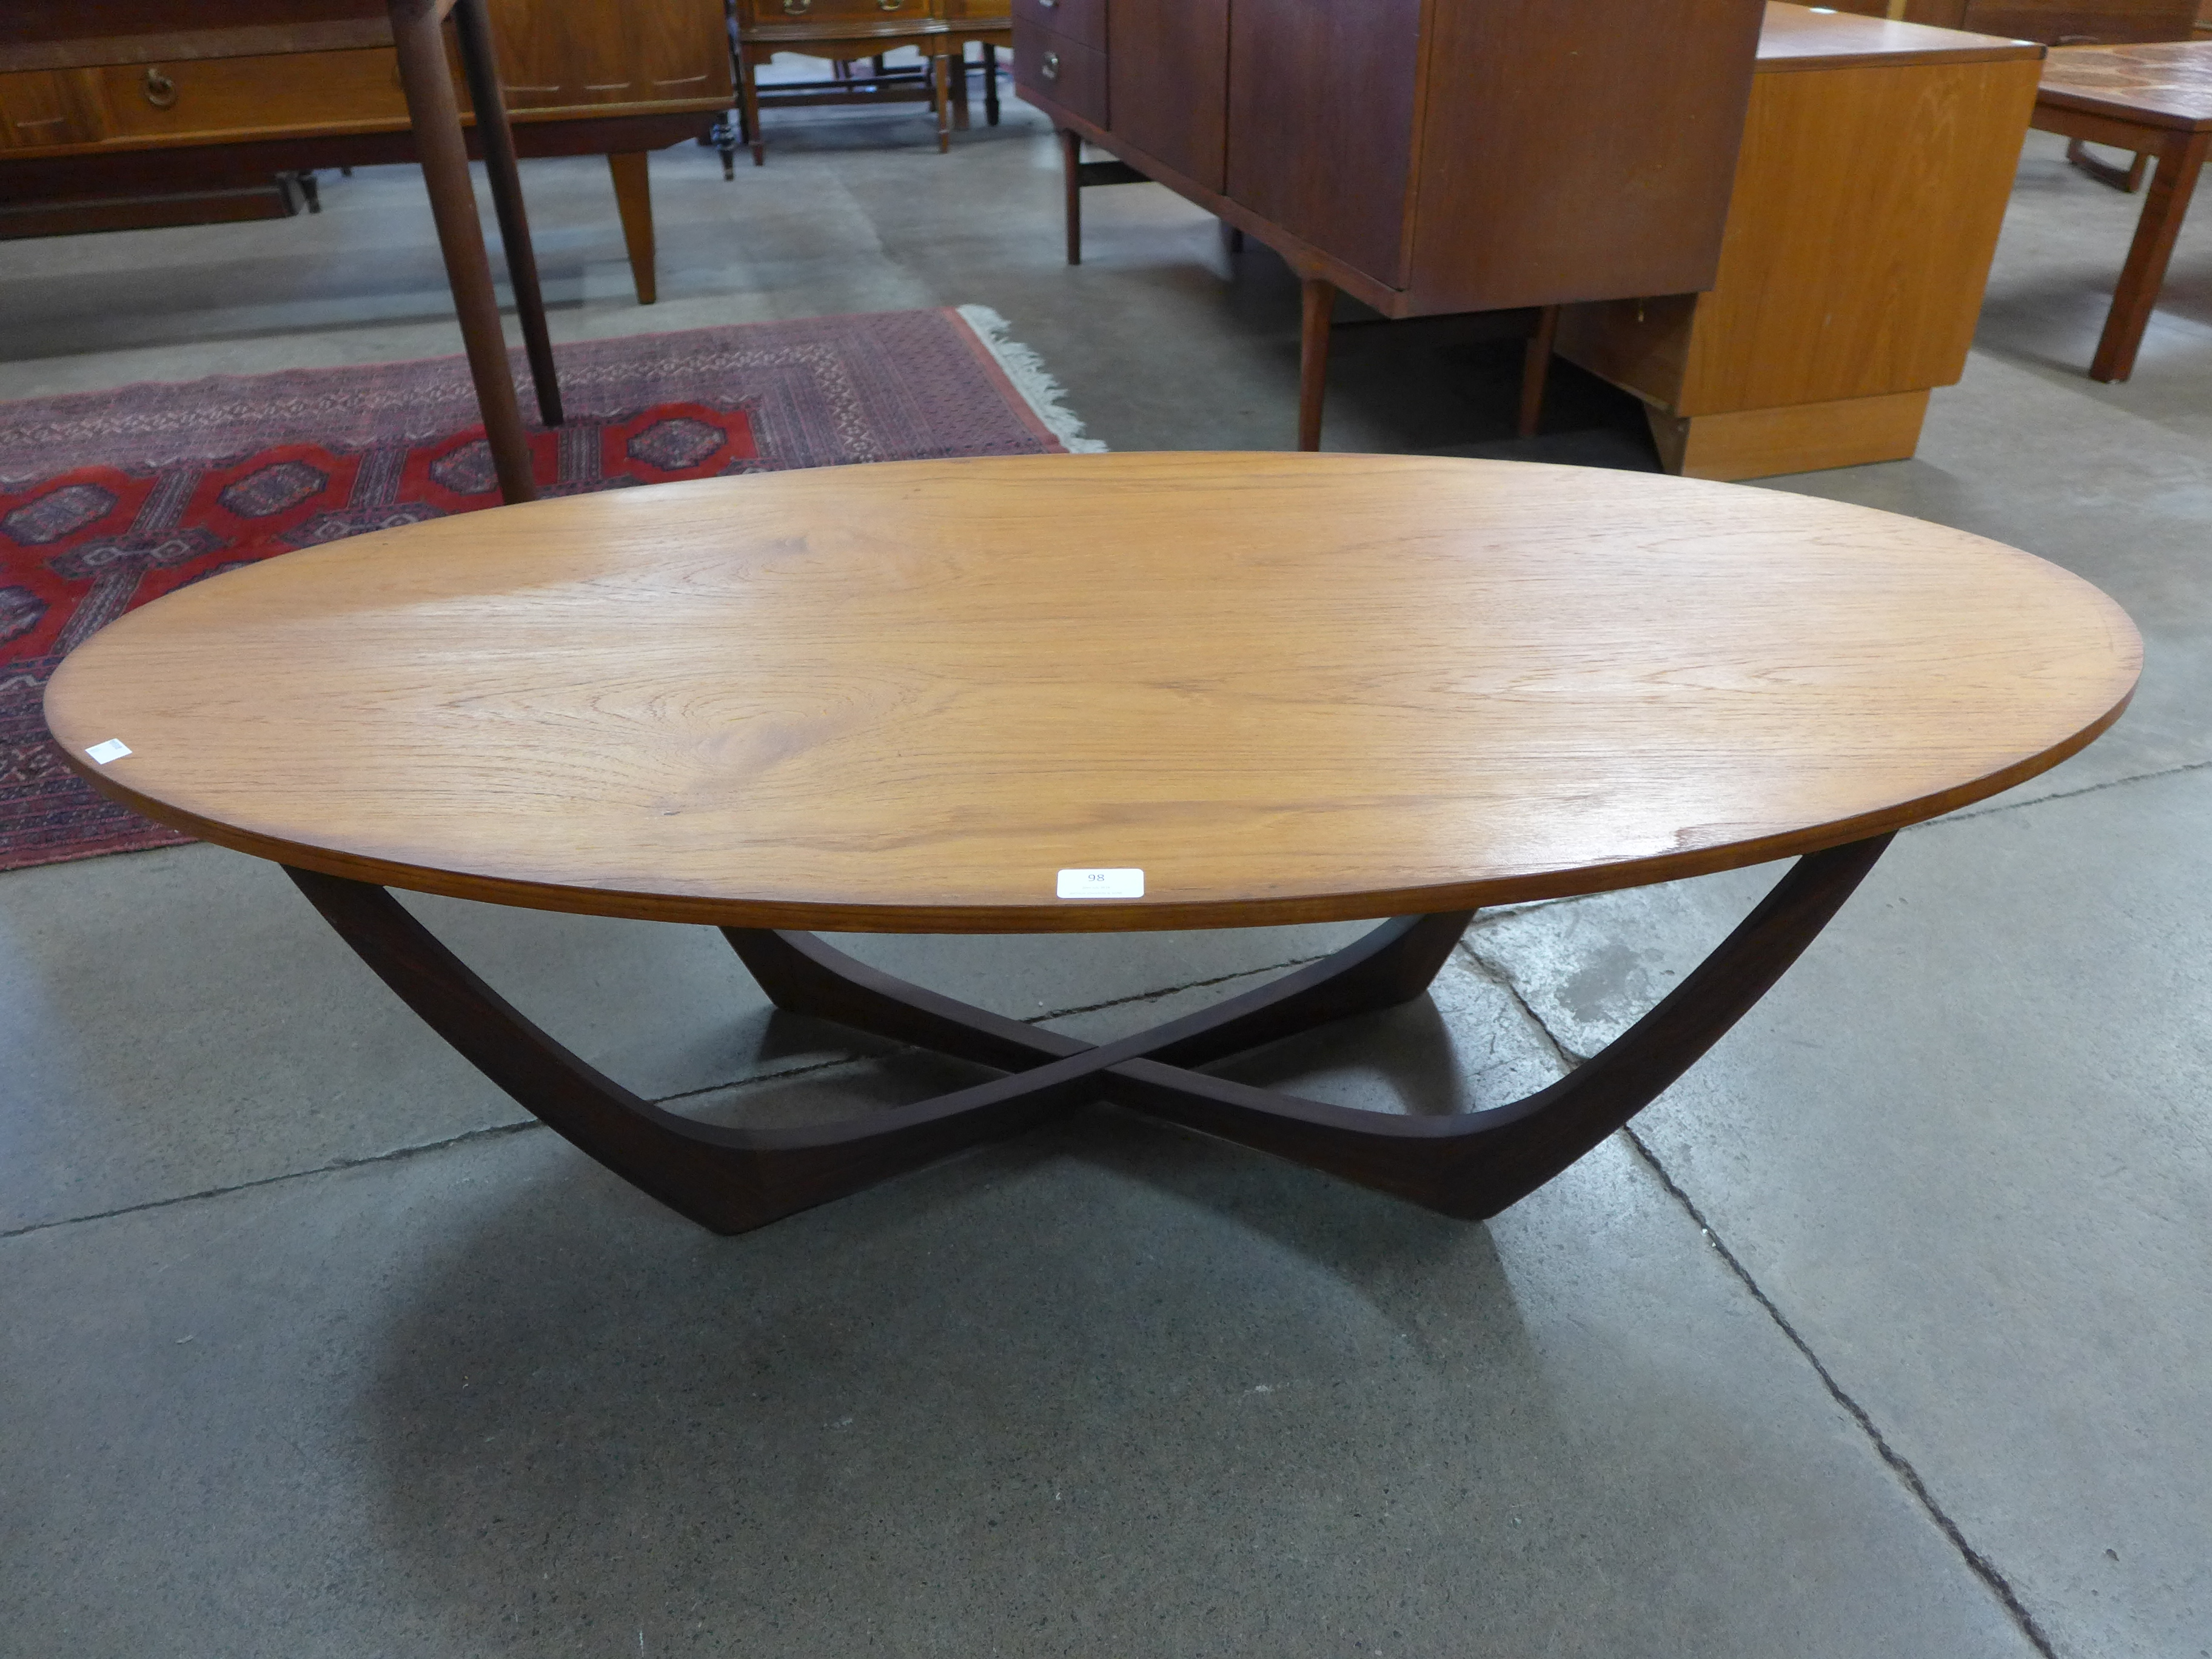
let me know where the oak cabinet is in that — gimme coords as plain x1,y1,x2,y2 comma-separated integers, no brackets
1555,4,2043,480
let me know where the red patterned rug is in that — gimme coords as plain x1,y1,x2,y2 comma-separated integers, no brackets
0,305,1097,874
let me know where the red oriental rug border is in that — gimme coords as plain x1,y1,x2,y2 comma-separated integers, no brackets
1,306,1094,874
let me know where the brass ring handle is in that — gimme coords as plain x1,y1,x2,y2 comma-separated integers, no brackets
142,67,178,109
1041,50,1060,79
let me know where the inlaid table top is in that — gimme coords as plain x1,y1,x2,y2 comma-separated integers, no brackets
2039,39,2212,130
47,453,2139,934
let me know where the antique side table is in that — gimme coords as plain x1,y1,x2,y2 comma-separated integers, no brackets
45,454,2140,1235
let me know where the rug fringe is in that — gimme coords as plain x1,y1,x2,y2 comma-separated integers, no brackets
956,305,1108,454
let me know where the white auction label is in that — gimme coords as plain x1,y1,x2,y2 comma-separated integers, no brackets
85,739,132,765
1057,867,1144,899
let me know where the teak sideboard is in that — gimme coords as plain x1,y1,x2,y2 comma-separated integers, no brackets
1555,4,2042,480
1012,0,1769,449
0,0,732,303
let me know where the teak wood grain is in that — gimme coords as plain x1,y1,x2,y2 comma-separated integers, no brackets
47,454,2139,934
1107,0,1229,191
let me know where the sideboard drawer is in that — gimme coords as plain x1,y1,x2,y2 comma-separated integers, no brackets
95,47,406,142
1014,25,1105,124
0,69,101,149
1013,0,1105,51
740,0,938,24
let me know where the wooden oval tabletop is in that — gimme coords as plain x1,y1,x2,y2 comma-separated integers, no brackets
46,452,2140,932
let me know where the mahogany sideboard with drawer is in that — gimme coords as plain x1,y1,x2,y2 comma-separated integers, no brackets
1553,4,2042,480
1012,0,1769,449
0,0,732,304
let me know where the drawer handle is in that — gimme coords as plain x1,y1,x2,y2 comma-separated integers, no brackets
878,0,905,9
781,0,810,12
1041,50,1060,79
142,67,178,109
1039,0,1057,7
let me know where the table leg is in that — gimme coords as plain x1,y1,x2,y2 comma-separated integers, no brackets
2091,127,2212,384
1298,277,1335,452
933,50,953,153
607,152,657,306
450,0,561,428
387,0,535,504
282,833,1889,1236
742,48,766,167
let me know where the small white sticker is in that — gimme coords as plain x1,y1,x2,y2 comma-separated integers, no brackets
1057,867,1144,899
85,739,132,765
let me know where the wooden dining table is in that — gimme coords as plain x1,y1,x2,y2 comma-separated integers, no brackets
44,453,2140,1236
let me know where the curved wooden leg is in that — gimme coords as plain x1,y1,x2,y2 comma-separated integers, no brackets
721,911,1474,1076
284,868,1102,1235
1104,834,1891,1217
284,836,1885,1235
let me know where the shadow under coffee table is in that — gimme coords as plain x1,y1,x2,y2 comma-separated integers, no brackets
47,454,2140,1235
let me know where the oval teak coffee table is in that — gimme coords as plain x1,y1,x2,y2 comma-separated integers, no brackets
47,454,2140,1233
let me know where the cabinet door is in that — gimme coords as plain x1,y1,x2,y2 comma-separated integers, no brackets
1224,0,1422,286
1107,0,1230,190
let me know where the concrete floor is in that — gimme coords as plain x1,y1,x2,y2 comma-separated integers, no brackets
1,85,2208,1659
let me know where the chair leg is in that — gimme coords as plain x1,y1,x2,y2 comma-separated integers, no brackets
387,0,535,504
951,44,971,132
1062,127,1082,265
984,41,1000,125
933,51,952,152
